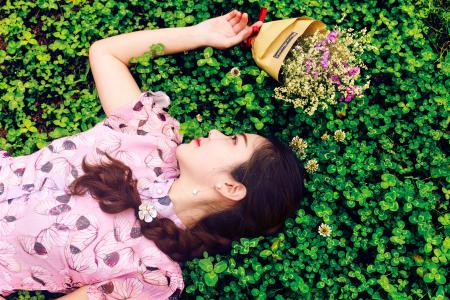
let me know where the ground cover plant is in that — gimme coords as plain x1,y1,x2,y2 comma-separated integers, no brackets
0,0,448,299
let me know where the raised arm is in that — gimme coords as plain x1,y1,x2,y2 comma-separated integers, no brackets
88,26,205,117
88,10,260,117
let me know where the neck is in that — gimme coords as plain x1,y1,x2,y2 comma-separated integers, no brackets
168,177,210,229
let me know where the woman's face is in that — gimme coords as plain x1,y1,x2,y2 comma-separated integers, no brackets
175,129,267,184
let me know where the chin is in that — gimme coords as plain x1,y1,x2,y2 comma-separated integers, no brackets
175,145,187,159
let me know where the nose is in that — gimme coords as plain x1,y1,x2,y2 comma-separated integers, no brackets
208,129,223,138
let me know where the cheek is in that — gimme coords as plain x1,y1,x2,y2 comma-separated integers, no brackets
175,144,206,164
211,148,238,168
179,146,242,177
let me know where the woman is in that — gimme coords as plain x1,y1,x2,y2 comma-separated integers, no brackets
0,9,305,300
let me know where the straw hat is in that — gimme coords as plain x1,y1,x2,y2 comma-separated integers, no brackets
244,13,327,83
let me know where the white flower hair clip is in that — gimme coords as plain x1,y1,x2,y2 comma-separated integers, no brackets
138,202,158,223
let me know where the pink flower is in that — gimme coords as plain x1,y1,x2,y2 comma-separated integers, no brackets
320,49,330,69
312,71,319,79
316,30,340,49
330,75,341,85
348,66,360,77
325,30,340,44
305,59,312,74
344,86,356,102
315,40,326,49
345,94,355,102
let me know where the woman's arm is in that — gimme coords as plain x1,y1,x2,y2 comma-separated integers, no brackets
89,10,259,117
92,26,205,66
89,26,204,117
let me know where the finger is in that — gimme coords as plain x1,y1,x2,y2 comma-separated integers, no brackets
252,21,263,29
254,21,263,27
245,21,263,34
225,9,237,21
230,25,253,46
229,12,242,27
232,12,248,32
229,11,243,27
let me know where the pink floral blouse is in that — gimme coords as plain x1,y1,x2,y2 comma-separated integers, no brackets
0,90,186,299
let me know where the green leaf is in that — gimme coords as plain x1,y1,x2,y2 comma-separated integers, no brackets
423,273,434,283
150,43,165,56
435,273,446,285
204,47,213,58
255,122,264,130
204,271,218,287
49,127,69,139
242,84,253,92
228,258,236,269
221,76,230,86
380,181,390,189
197,59,206,66
198,258,213,273
154,57,166,66
213,261,227,273
443,237,450,250
260,249,272,258
256,74,264,84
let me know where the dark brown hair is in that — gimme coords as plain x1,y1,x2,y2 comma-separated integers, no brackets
67,134,305,263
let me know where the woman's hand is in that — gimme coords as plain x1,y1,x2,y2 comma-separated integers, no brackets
193,10,263,50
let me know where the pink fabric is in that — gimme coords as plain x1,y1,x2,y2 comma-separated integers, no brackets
0,90,186,299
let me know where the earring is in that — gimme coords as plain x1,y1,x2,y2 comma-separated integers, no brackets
192,188,199,196
216,184,223,189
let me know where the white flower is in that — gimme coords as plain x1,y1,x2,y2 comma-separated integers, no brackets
290,136,308,160
305,159,319,173
334,129,346,142
138,202,158,223
318,223,332,237
290,136,308,151
230,67,240,77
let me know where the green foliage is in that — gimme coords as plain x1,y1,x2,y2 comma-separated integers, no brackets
0,0,448,299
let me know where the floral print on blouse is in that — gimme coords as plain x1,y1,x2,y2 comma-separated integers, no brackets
0,90,186,299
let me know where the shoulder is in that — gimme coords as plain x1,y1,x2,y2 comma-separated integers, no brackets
101,90,183,144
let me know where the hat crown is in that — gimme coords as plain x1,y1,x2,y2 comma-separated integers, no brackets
251,17,327,82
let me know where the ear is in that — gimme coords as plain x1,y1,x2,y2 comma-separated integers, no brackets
216,181,247,202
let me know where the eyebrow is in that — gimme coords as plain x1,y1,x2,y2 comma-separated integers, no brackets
239,133,248,148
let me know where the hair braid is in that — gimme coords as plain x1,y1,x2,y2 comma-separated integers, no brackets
135,217,230,262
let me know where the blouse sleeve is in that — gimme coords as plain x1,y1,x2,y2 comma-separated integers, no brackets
101,90,182,144
85,270,184,300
